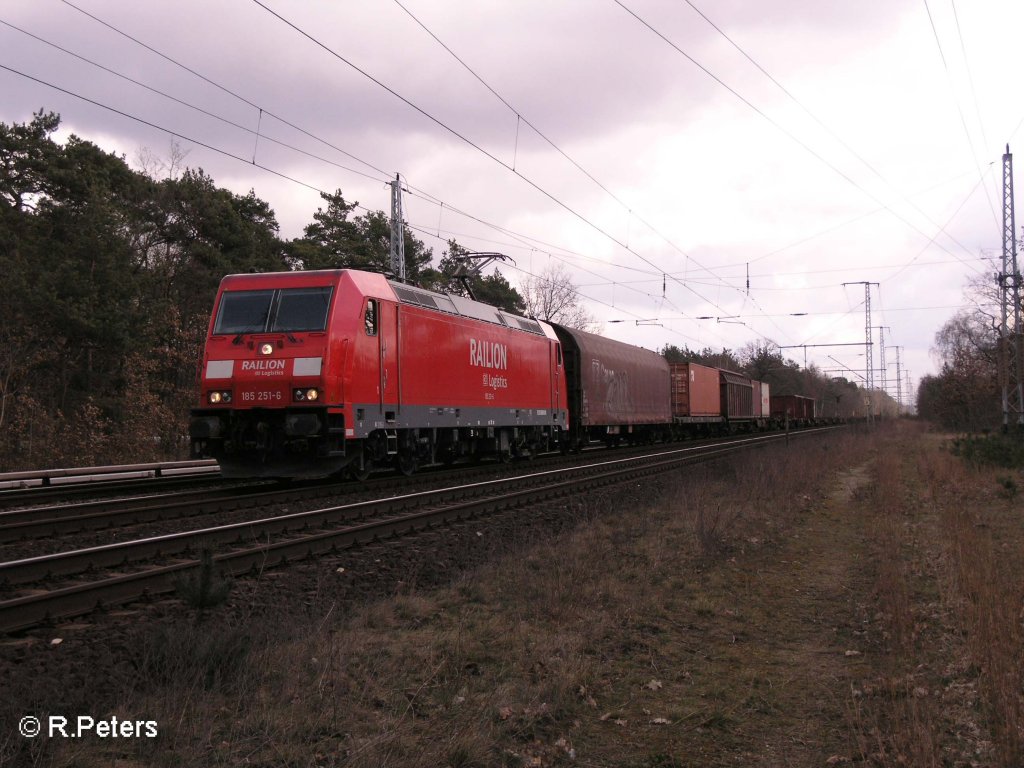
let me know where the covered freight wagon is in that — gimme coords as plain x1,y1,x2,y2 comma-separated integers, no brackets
553,324,671,447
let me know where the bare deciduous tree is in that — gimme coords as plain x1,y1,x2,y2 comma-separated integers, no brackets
134,139,190,181
520,264,599,332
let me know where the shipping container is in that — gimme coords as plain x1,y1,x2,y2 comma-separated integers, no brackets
669,362,721,418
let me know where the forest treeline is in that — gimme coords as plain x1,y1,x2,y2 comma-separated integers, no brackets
0,112,879,471
917,294,1004,432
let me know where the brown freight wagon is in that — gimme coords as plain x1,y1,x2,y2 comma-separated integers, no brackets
553,324,671,447
669,362,721,420
770,394,815,423
720,370,755,420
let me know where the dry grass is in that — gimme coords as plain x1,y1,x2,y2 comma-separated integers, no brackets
928,445,1024,765
846,424,1024,766
34,424,1022,767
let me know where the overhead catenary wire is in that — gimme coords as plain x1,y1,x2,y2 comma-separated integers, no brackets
678,0,981,262
9,6,696,297
921,0,1000,229
25,3,990,294
390,0,736,292
249,0,762,331
0,60,736,353
614,0,994,268
9,3,998,377
29,1,960,364
58,0,394,183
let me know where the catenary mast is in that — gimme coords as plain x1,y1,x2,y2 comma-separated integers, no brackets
390,174,406,282
999,146,1023,429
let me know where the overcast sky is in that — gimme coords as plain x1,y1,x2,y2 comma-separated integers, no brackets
4,0,1023,405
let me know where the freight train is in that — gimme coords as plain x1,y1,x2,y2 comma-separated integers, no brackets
188,268,830,479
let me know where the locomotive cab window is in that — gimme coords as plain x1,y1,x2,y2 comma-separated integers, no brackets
213,287,333,335
214,290,275,335
272,286,333,332
364,299,378,336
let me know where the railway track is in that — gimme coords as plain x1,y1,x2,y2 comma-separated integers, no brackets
0,435,720,545
0,450,584,547
0,427,840,633
0,460,220,509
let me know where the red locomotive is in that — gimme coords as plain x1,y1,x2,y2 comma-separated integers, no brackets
189,268,827,479
189,269,568,478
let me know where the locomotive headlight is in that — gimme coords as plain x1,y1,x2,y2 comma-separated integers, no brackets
208,390,232,404
306,388,319,401
260,343,274,355
294,388,319,402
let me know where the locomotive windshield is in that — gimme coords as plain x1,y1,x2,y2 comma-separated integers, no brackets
214,290,274,334
213,287,333,335
274,287,333,332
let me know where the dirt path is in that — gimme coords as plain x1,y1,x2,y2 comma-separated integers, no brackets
567,464,878,767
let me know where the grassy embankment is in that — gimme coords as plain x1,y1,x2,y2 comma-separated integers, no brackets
28,422,1024,766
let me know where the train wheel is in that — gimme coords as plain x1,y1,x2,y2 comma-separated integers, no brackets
348,458,372,482
396,452,418,476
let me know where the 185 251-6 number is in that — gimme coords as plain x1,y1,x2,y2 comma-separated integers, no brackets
241,390,283,403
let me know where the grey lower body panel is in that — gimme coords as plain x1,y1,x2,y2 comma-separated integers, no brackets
351,403,568,438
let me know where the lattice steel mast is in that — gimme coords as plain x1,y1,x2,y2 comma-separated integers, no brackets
999,146,1023,429
875,326,889,417
892,346,903,415
843,282,878,422
390,173,406,281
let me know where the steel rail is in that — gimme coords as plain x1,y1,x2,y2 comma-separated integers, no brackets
0,470,225,510
0,460,218,489
0,482,280,542
0,430,796,541
0,426,841,633
0,440,606,540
